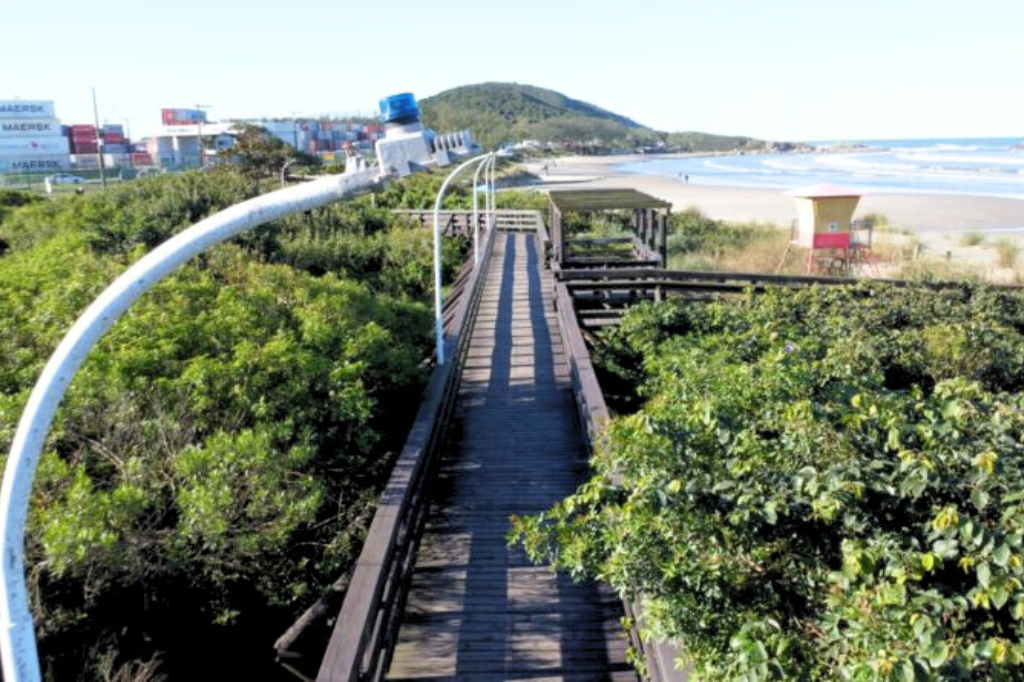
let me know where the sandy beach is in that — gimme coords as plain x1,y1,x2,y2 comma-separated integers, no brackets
522,154,1024,274
525,155,1024,234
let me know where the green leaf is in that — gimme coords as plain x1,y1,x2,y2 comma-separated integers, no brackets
926,641,949,669
978,562,992,588
993,543,1011,568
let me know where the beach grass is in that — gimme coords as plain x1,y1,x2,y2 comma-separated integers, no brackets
960,231,986,246
995,239,1021,268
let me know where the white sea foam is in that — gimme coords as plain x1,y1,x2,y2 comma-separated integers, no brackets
898,153,1024,167
933,144,979,151
815,155,918,173
763,158,812,172
703,159,767,174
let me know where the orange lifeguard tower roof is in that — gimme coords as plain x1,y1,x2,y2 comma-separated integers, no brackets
787,183,861,199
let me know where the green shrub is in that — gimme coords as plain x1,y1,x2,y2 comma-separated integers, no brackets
961,232,986,247
513,284,1024,680
667,207,776,257
0,167,481,677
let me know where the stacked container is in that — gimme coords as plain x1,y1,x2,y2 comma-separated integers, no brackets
68,124,99,154
0,100,71,174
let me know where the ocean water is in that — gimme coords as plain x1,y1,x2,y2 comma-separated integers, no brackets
616,137,1024,201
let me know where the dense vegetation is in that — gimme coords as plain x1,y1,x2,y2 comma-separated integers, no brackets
513,284,1024,680
666,207,790,273
419,82,767,151
665,131,767,153
0,170,480,679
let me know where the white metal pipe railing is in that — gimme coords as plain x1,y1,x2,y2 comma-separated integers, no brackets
0,169,382,682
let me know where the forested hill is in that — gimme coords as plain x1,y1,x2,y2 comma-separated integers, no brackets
418,82,767,152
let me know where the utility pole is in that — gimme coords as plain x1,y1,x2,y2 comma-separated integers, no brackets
124,119,133,170
92,87,106,189
195,104,213,168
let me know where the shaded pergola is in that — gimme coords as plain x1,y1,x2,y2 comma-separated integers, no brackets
548,189,672,268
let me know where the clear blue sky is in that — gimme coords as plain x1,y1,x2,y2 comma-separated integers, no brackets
4,0,1021,142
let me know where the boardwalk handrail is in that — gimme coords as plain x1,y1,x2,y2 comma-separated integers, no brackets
557,267,1024,289
316,220,499,682
552,277,686,681
392,209,487,238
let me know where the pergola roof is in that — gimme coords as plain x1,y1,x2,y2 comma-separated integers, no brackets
787,183,861,199
549,188,672,211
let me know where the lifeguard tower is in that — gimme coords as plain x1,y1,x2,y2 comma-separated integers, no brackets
783,183,873,275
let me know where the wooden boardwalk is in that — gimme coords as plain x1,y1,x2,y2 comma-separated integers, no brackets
387,229,635,681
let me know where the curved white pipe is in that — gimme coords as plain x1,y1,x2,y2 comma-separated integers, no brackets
0,169,381,682
471,153,493,267
432,154,488,365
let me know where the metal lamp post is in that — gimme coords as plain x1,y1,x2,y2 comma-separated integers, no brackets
432,154,489,366
471,153,494,267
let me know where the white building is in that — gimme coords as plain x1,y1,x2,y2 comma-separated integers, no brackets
148,122,236,169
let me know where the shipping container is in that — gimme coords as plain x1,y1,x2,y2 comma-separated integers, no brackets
68,124,96,133
102,124,124,133
0,154,70,173
104,134,126,144
0,118,62,137
104,144,127,154
131,152,154,166
103,153,130,168
0,136,70,154
70,154,99,169
0,100,55,120
70,142,99,154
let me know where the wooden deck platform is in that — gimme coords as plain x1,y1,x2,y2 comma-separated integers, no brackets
387,230,635,681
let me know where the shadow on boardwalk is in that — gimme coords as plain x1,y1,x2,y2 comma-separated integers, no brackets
387,231,634,681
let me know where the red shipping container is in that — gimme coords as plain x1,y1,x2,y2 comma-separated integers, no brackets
131,152,153,165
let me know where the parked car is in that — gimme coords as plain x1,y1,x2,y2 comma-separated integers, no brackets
43,173,85,195
44,173,84,185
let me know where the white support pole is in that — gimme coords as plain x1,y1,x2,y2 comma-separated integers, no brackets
471,153,492,268
486,155,497,227
432,154,487,366
0,169,382,682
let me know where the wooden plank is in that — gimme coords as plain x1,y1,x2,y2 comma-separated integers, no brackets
386,229,633,680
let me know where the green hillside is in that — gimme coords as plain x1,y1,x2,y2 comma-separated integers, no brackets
419,83,659,149
418,82,767,152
